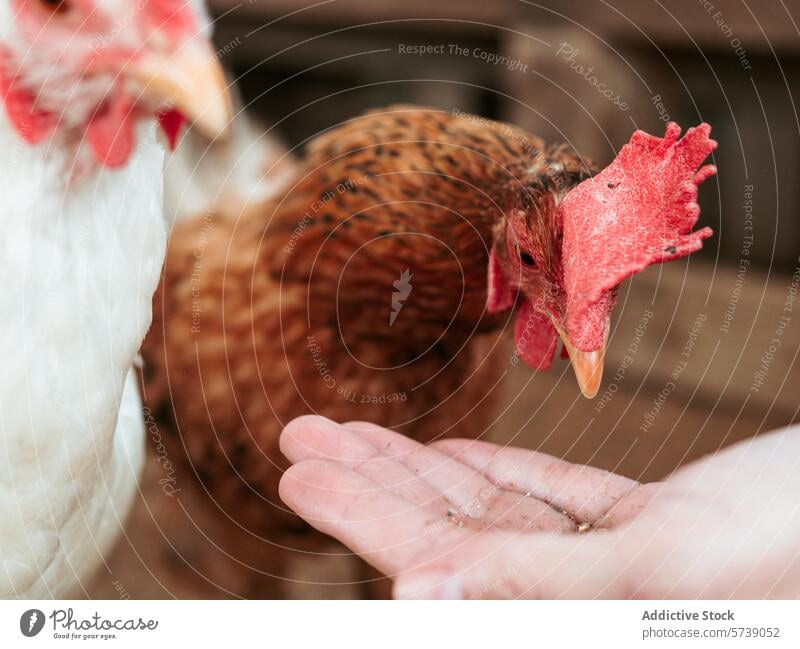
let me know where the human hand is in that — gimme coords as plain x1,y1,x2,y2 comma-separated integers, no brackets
279,416,800,599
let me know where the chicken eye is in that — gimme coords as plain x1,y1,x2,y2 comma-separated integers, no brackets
39,0,69,14
519,251,536,267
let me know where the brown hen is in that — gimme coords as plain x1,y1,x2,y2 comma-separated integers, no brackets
139,105,715,597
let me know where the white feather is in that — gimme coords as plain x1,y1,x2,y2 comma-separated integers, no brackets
0,116,165,598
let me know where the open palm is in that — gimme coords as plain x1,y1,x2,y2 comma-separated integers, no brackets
279,416,800,599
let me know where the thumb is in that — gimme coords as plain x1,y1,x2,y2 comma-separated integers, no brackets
392,529,635,599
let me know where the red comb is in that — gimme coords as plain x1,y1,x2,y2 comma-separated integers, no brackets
560,123,716,351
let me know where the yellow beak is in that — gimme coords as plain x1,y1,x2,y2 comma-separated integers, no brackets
550,317,609,399
126,38,232,141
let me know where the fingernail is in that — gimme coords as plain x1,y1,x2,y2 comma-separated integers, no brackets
394,569,463,600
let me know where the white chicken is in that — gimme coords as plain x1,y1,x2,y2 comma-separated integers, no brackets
0,0,231,597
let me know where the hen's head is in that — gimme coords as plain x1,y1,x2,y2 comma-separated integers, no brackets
0,0,231,169
489,123,716,397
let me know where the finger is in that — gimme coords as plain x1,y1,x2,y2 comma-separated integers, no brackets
280,416,449,510
393,527,633,600
279,458,471,576
431,439,639,524
338,422,493,511
280,415,374,465
348,424,575,532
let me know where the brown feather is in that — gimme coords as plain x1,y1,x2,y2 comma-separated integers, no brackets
140,105,592,595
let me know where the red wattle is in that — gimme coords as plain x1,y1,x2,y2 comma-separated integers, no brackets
488,246,558,370
86,92,136,168
513,298,558,370
157,108,186,150
0,47,57,144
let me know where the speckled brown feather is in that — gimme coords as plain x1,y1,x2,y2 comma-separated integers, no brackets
140,106,592,596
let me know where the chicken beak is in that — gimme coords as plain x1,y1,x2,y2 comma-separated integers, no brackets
550,317,609,399
126,39,232,141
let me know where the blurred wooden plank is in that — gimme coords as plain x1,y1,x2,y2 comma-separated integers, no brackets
493,369,769,483
606,258,800,419
210,0,503,33
501,23,641,164
212,0,800,52
512,0,800,52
